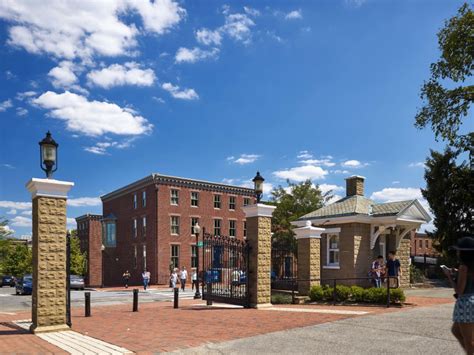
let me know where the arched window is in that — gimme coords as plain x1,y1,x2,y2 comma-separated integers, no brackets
327,234,339,266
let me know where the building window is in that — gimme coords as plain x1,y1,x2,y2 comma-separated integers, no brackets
214,194,221,209
103,221,116,247
134,245,137,269
133,218,137,238
142,216,147,237
229,196,236,210
327,234,340,266
191,192,199,207
229,249,238,268
229,220,236,237
214,219,221,236
191,217,199,235
243,197,250,206
419,240,423,248
171,216,180,235
133,193,137,209
142,191,146,207
171,245,180,268
143,245,147,270
170,189,179,205
425,240,429,248
243,221,247,238
191,245,197,268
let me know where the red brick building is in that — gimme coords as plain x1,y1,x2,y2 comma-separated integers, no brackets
79,174,255,286
75,214,102,287
410,231,439,257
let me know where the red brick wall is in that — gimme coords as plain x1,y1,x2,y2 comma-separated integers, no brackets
102,180,253,286
76,216,102,287
410,231,438,257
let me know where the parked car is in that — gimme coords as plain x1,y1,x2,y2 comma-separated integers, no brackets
15,274,33,295
70,275,85,290
1,275,16,287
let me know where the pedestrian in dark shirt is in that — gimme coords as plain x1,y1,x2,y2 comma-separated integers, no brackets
386,251,401,288
122,270,131,289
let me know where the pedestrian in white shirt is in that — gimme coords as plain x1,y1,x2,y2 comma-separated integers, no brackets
170,268,178,289
191,268,198,291
179,266,188,291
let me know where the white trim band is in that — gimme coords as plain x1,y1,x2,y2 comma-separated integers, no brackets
242,203,276,218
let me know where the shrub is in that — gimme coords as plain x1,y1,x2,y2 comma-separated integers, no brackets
335,285,351,302
309,286,324,302
350,286,365,302
271,293,293,304
390,288,406,303
410,265,425,284
322,285,334,301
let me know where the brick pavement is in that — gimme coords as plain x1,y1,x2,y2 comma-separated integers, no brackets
0,295,454,354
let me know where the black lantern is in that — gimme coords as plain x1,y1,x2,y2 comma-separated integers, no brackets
39,131,58,178
252,171,264,203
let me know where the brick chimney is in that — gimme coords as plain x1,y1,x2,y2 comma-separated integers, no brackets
345,176,365,197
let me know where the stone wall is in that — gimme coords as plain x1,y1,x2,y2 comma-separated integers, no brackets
247,215,271,307
398,238,411,287
31,196,68,333
297,237,320,296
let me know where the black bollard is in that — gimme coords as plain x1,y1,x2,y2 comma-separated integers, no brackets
85,292,91,317
133,288,138,312
173,288,179,309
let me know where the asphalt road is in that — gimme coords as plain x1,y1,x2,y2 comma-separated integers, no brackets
173,302,462,355
0,286,196,313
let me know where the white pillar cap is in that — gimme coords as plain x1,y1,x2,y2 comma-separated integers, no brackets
242,203,276,218
26,178,74,199
294,220,325,239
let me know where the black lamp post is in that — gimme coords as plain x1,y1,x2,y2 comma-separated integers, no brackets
39,131,58,179
252,171,264,203
193,222,201,299
101,244,105,288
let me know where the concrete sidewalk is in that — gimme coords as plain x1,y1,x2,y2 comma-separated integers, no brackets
173,302,462,355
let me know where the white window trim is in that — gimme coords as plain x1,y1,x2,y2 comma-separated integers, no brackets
170,189,179,205
326,233,340,267
170,216,180,235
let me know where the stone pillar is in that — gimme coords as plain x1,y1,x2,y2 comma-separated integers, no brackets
242,203,276,308
295,221,325,296
398,238,411,288
26,178,74,334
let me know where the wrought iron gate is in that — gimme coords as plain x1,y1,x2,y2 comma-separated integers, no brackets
271,247,297,290
202,232,250,307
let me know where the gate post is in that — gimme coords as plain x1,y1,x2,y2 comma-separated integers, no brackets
294,221,325,296
26,178,74,333
243,203,276,308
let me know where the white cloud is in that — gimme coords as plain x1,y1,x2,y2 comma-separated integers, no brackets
196,28,222,46
175,47,219,63
345,0,367,8
0,99,13,112
5,70,15,79
1,164,14,169
273,165,328,182
87,62,156,88
318,184,344,195
300,159,336,167
152,96,165,104
67,217,77,229
408,162,425,168
67,197,101,207
6,209,17,215
0,1,185,60
341,160,368,168
33,91,153,136
48,61,78,87
84,138,136,155
0,201,31,210
162,83,199,100
21,210,32,216
326,194,343,204
243,6,260,17
297,150,312,159
227,154,261,165
332,169,351,174
285,10,303,20
392,181,400,184
10,216,31,227
370,187,423,202
223,13,255,44
3,225,15,234
16,107,28,116
16,91,36,101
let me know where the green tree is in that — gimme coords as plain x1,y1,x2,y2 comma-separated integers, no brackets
2,243,32,277
422,148,473,260
0,217,13,274
269,180,328,250
415,3,474,151
0,217,13,240
69,230,87,276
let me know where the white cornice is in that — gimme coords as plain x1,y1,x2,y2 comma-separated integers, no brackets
26,178,74,199
294,221,325,239
242,203,276,218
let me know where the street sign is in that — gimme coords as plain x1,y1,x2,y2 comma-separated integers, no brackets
197,241,204,247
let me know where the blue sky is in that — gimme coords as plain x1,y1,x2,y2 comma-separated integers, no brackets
0,0,469,237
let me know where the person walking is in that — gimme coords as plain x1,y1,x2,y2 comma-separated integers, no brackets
179,266,188,291
370,255,384,288
142,269,150,290
442,236,474,354
122,270,131,289
170,268,179,289
191,268,198,291
386,251,401,288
